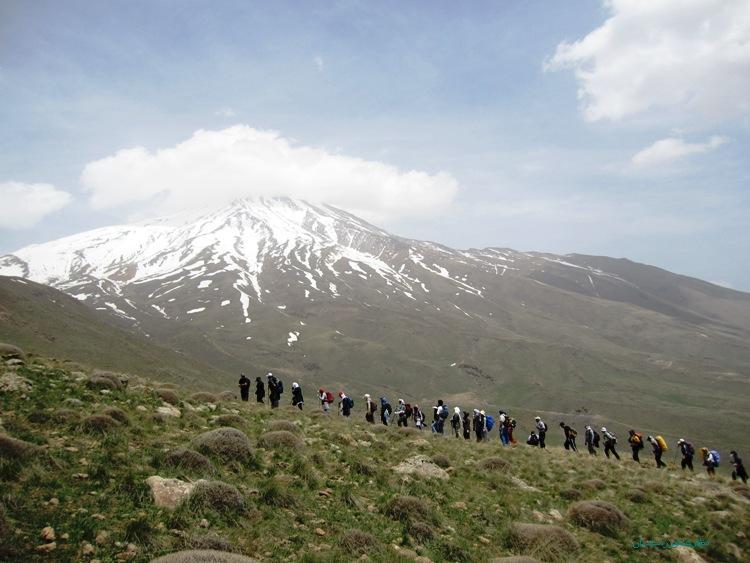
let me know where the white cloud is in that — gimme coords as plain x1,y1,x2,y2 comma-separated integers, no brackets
0,181,72,229
80,125,459,222
546,0,750,122
215,107,236,117
313,55,324,71
632,136,727,168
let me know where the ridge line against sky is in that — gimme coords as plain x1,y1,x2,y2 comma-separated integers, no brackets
0,0,748,289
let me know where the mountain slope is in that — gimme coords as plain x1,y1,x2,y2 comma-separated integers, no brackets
1,197,749,450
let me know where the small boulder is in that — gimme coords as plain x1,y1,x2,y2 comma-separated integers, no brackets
157,405,182,418
567,500,629,536
0,373,32,392
672,546,709,563
145,476,198,510
0,343,26,361
393,455,449,480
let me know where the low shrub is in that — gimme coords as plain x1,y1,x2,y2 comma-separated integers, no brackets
567,500,629,536
151,550,258,563
157,389,180,405
0,434,38,460
258,431,304,450
339,529,380,555
81,414,121,433
507,523,579,560
192,428,253,464
189,481,245,514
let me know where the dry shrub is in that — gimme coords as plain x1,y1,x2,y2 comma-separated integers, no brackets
480,457,509,471
626,488,647,503
567,500,629,536
192,428,253,464
407,520,434,541
189,392,218,404
0,434,37,460
217,391,236,402
385,495,433,523
349,460,377,476
259,478,297,508
730,484,750,500
488,557,542,563
157,389,180,405
507,523,579,560
81,414,120,433
52,409,80,423
164,449,214,475
63,398,84,407
189,481,245,514
268,420,299,434
151,550,258,563
371,425,389,434
102,406,129,424
258,431,303,450
340,529,380,555
87,375,120,391
212,415,246,429
581,479,605,490
641,481,666,494
559,489,582,501
432,454,451,468
185,534,237,552
0,343,25,360
398,426,419,436
0,503,9,538
91,370,126,388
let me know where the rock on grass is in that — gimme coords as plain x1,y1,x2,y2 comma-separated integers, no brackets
189,481,245,514
567,500,629,536
146,476,197,510
507,523,579,560
258,431,304,450
0,343,25,360
0,434,38,460
394,455,449,480
192,428,253,464
339,529,380,555
151,550,259,562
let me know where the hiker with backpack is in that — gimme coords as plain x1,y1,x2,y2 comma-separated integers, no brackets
508,417,518,445
431,400,448,434
647,436,667,468
730,451,748,484
462,411,471,439
396,400,412,427
484,411,495,439
319,388,333,413
527,431,540,446
451,407,461,438
255,376,265,404
535,417,548,449
338,391,354,417
584,425,597,455
499,411,509,445
628,430,644,462
291,382,304,410
473,409,485,442
413,404,425,429
701,447,719,478
601,427,620,460
677,439,694,471
380,397,392,425
267,373,282,408
364,393,377,423
238,373,251,402
560,422,578,452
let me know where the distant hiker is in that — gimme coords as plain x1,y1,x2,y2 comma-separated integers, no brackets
499,411,509,446
267,373,282,409
473,409,485,442
462,411,471,439
535,417,548,449
677,439,694,471
338,391,353,417
701,447,719,478
319,388,333,413
480,410,490,440
628,430,644,462
291,382,303,410
255,376,265,404
364,394,377,423
451,407,461,438
380,397,392,426
413,404,425,429
431,400,448,434
238,373,251,402
508,416,518,445
730,450,748,484
647,436,667,468
527,431,540,446
601,427,620,460
584,425,597,455
560,422,578,452
396,399,410,427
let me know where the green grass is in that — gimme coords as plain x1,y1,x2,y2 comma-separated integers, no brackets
1,358,749,562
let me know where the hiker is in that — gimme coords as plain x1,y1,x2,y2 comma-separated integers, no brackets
584,425,597,455
730,451,748,484
364,393,377,423
291,382,304,410
527,431,540,446
499,411,509,445
628,430,644,462
508,417,518,445
238,373,251,402
450,407,461,438
267,373,282,408
701,447,719,478
601,427,620,460
473,409,484,442
255,376,265,404
431,400,448,434
338,391,353,417
396,399,410,427
413,404,425,429
462,411,471,440
560,422,578,452
535,417,548,449
380,397,392,425
677,439,694,471
647,436,667,468
319,388,333,413
480,410,489,440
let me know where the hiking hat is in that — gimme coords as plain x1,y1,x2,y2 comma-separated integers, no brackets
292,382,299,388
601,427,607,432
535,416,541,421
364,393,371,399
678,438,685,444
480,410,485,415
454,406,460,414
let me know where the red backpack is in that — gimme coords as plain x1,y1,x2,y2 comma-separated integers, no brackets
405,404,413,417
325,391,334,403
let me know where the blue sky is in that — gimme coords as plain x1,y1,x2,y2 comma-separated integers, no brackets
1,0,749,289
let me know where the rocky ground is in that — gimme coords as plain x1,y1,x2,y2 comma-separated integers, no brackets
1,344,749,562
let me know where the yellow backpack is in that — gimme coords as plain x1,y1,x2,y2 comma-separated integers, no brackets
656,435,668,451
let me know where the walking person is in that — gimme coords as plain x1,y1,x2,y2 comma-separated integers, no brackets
395,399,410,427
291,382,304,410
508,417,518,445
338,391,353,417
499,411,509,446
364,393,376,423
677,439,694,472
472,409,484,442
413,404,425,429
701,447,719,478
628,430,644,462
319,388,333,414
380,397,392,426
462,411,471,440
601,427,620,460
267,373,282,409
431,400,448,434
647,436,667,468
255,376,265,404
584,425,597,455
535,417,548,449
450,407,461,438
560,422,578,452
238,373,251,402
730,451,748,484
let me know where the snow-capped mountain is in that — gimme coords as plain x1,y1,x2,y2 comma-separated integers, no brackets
2,197,750,436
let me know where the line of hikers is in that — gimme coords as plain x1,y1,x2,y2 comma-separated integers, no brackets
238,374,748,483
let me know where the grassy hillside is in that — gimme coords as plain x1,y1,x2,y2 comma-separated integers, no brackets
0,276,231,389
1,350,749,562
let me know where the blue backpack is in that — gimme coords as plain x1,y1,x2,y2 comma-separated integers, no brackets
485,415,495,431
710,450,721,466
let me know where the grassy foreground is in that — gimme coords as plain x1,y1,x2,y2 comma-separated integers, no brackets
1,354,749,562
